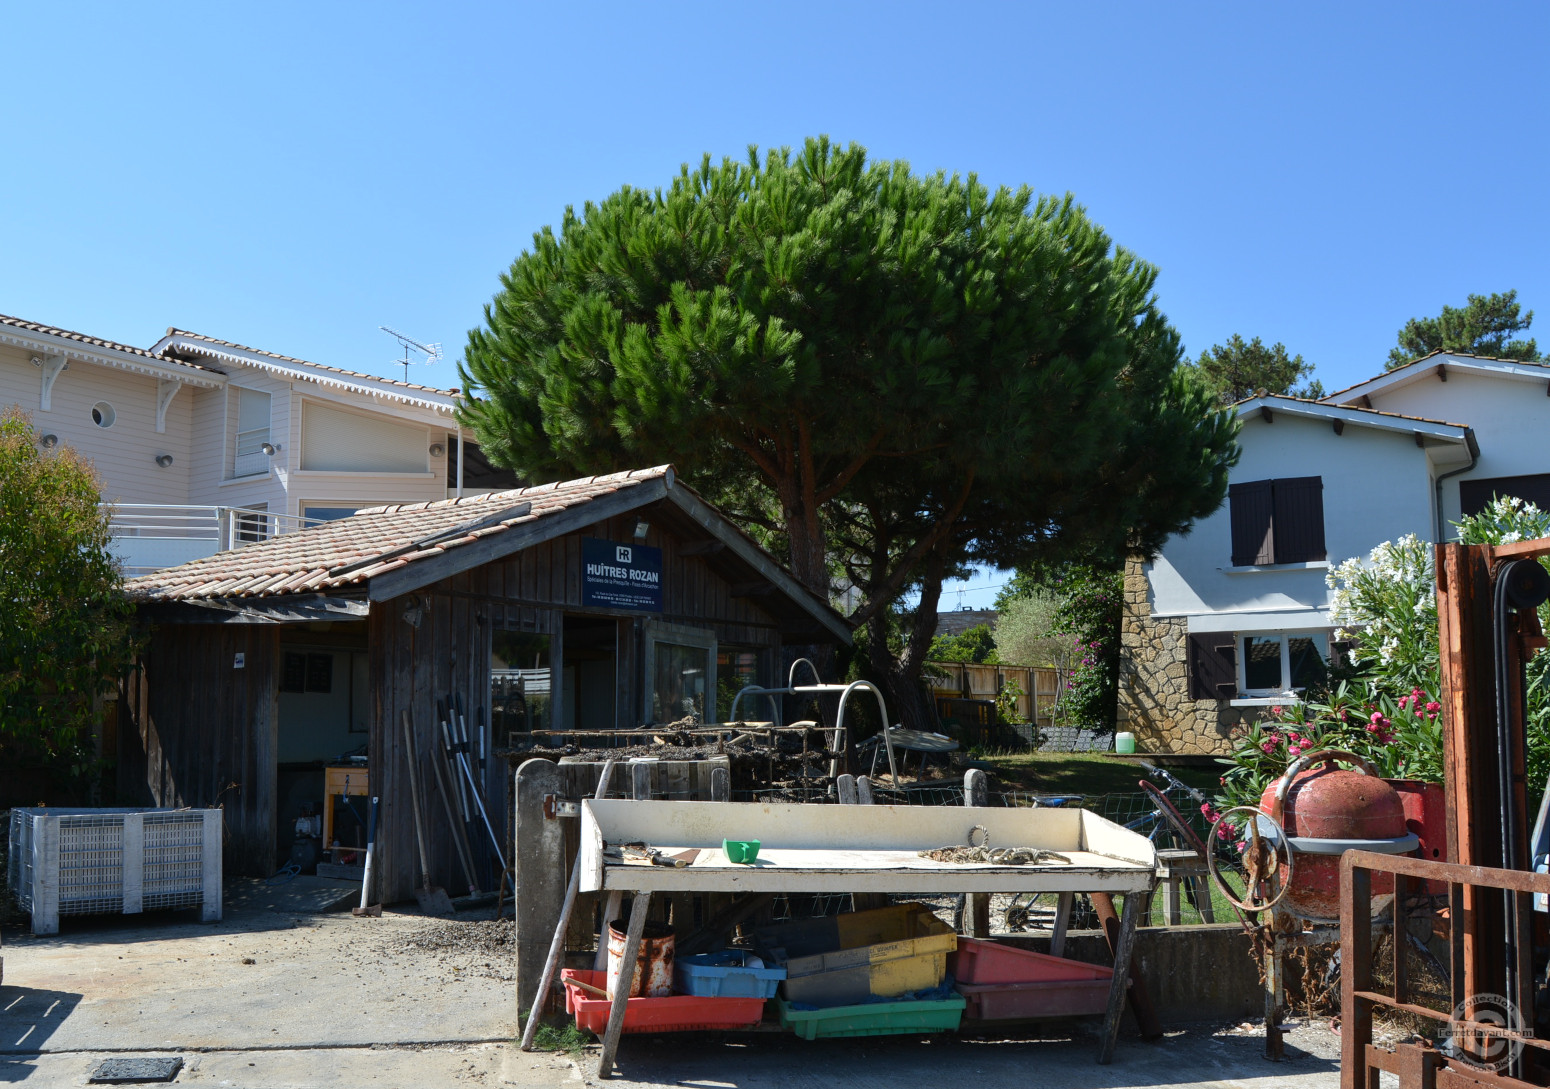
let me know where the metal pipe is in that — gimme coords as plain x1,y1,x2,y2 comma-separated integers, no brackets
456,429,465,498
1433,439,1479,542
833,681,898,784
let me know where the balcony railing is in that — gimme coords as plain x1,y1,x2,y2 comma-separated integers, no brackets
104,504,322,577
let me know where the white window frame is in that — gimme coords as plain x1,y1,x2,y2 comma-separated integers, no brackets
230,385,272,479
1235,631,1329,700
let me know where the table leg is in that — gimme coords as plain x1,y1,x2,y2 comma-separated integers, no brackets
1097,893,1141,1065
1191,873,1215,924
1050,892,1074,958
597,891,651,1079
1164,875,1181,926
593,891,623,971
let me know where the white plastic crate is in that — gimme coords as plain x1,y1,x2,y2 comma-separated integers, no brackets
7,808,222,935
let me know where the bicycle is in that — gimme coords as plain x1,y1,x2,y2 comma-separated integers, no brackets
998,762,1245,933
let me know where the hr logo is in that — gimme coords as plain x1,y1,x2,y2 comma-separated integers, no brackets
616,546,632,564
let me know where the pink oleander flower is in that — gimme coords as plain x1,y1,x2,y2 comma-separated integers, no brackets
1271,705,1283,716
1426,701,1441,712
1261,742,1275,753
1370,711,1384,723
1398,695,1410,710
1289,745,1303,757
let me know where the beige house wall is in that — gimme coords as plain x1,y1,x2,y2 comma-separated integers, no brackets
1117,556,1247,755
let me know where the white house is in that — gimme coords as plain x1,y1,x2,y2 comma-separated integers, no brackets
1120,350,1549,754
1,313,516,575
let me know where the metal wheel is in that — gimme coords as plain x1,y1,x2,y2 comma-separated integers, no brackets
1209,806,1294,913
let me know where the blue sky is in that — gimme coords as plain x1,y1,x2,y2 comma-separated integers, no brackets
5,3,1547,608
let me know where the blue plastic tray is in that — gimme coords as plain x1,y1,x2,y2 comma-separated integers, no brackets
674,951,786,998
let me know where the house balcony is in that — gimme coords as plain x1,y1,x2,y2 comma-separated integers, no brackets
105,504,321,578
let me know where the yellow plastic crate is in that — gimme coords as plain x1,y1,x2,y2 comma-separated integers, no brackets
754,903,956,1008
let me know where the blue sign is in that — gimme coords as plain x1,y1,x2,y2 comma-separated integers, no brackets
581,538,663,612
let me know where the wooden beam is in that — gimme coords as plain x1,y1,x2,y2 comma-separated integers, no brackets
1332,419,1345,436
678,539,726,557
1437,363,1448,382
1260,406,1274,423
1415,432,1426,448
1357,394,1373,409
1491,536,1550,561
729,580,775,597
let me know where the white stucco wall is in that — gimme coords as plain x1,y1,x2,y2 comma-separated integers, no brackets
1354,368,1550,535
1148,411,1438,632
0,343,195,504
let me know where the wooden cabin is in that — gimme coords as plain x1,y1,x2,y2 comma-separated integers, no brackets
118,466,850,901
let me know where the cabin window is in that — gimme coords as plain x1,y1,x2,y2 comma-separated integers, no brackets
232,387,272,478
91,401,116,428
644,622,717,725
236,503,270,543
301,503,367,524
491,629,552,742
1228,477,1326,566
717,646,765,720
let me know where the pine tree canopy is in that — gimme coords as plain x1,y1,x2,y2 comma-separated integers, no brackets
1387,290,1539,371
458,137,1239,727
1186,334,1324,403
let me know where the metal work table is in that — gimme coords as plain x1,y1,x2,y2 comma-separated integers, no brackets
579,799,1157,1076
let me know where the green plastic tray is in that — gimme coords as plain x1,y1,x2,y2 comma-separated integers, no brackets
776,995,966,1039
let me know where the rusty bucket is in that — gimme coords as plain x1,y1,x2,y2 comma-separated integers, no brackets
607,919,675,998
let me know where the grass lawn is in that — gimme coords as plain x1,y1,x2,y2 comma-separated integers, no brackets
979,751,1226,799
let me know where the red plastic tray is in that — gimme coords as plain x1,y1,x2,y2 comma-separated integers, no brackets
957,978,1113,1021
560,969,767,1034
949,938,1113,985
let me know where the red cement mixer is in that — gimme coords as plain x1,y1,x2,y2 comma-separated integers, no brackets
1210,750,1422,921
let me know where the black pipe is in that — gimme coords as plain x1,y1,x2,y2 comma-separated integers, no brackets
1491,558,1550,1074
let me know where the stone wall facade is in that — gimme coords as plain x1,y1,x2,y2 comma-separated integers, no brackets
1117,557,1246,755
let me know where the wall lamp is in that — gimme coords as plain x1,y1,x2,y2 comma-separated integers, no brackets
154,454,174,468
260,442,278,456
39,433,58,449
633,519,650,543
429,442,446,457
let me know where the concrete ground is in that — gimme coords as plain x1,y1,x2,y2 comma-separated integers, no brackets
0,886,1361,1088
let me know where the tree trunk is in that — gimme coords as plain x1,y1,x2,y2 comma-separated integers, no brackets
862,550,948,742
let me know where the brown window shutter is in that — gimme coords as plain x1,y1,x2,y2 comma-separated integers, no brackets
1229,481,1275,566
1459,473,1550,518
1271,476,1326,563
1187,632,1238,701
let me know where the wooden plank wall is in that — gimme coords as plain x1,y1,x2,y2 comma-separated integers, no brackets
118,624,280,876
367,511,786,904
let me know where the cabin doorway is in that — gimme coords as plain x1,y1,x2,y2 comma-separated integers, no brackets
561,615,618,734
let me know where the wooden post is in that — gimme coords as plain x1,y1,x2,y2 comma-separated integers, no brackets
836,773,858,805
1092,891,1162,1042
710,765,729,802
1437,542,1508,1001
519,759,616,1051
855,775,875,806
1097,891,1141,1064
964,769,990,938
514,759,568,1020
1050,892,1074,958
1264,910,1286,1061
630,760,653,802
597,890,651,1079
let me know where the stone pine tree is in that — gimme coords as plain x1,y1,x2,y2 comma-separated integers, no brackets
1187,334,1323,403
0,407,136,792
459,138,1239,730
1387,290,1538,370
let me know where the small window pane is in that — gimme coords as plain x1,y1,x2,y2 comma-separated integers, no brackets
492,631,551,740
1288,636,1327,690
717,649,761,720
1242,636,1282,692
653,642,709,724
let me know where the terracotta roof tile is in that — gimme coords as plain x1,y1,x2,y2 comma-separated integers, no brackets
127,467,673,602
159,328,460,396
0,313,219,373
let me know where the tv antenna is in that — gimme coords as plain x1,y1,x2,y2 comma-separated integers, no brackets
379,326,443,383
